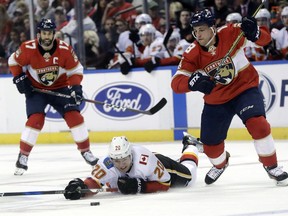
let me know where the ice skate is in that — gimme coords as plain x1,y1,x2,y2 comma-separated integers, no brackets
81,150,99,166
182,132,204,153
14,153,28,176
264,165,288,186
205,152,230,185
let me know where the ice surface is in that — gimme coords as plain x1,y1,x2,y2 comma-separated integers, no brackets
0,140,287,216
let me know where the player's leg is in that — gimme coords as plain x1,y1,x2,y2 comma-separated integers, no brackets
52,88,98,166
201,103,234,185
179,141,200,186
155,152,198,187
237,87,288,186
15,93,47,175
64,111,98,165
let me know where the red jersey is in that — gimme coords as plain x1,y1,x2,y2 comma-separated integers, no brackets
171,24,271,104
8,38,83,90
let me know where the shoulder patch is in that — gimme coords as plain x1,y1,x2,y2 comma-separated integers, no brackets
139,154,149,165
103,157,114,169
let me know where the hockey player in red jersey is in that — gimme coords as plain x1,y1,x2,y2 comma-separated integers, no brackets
8,19,98,175
171,9,288,186
63,135,202,199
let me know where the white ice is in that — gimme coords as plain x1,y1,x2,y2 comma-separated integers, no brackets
0,140,287,216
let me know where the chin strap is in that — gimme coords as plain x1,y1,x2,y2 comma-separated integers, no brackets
204,27,217,47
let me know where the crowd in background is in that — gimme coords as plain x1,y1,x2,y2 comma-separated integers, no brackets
0,0,287,74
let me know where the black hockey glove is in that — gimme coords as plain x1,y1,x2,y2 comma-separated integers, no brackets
70,85,83,105
120,61,132,75
188,71,215,94
117,177,146,194
129,29,142,47
241,17,260,42
144,57,161,73
13,73,33,96
64,178,88,200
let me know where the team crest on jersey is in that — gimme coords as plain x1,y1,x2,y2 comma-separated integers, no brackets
139,154,149,165
37,66,59,86
103,157,114,169
204,56,235,85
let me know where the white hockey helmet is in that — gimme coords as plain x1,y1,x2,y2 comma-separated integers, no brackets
255,8,271,19
168,30,181,43
109,136,131,160
135,13,152,29
281,6,288,17
139,23,156,36
226,13,242,23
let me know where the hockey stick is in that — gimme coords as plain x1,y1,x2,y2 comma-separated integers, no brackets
163,28,174,57
0,188,118,197
214,0,266,81
32,88,167,115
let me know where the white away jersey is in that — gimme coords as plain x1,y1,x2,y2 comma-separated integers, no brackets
90,145,171,188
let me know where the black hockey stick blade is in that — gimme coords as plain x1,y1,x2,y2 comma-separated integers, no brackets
33,87,167,115
0,188,118,197
147,98,167,115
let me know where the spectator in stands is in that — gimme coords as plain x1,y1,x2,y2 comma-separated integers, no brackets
11,8,25,34
209,0,233,27
95,17,117,69
176,8,193,40
19,31,28,43
61,0,75,21
6,28,21,58
84,0,96,18
92,0,110,29
82,30,100,68
0,4,12,47
60,2,97,48
148,0,161,31
54,6,68,31
101,0,137,27
274,6,288,60
51,0,62,8
169,1,183,25
15,0,29,15
234,0,259,17
35,0,56,22
22,13,36,41
7,0,25,19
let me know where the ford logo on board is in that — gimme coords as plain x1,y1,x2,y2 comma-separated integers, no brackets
259,72,276,113
92,83,153,119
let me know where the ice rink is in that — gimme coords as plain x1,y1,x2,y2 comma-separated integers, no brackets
0,140,288,216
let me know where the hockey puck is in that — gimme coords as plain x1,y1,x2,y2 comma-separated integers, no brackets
90,202,100,206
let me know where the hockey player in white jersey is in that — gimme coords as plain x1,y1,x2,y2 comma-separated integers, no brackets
273,6,288,60
64,135,202,200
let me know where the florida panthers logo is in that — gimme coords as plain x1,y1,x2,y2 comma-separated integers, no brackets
37,66,59,86
204,57,236,85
